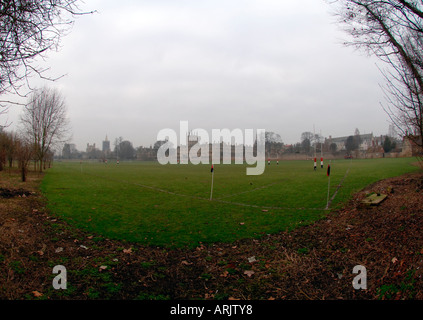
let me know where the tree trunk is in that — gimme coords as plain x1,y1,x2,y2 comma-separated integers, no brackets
21,166,27,182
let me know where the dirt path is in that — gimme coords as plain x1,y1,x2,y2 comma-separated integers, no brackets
1,169,423,300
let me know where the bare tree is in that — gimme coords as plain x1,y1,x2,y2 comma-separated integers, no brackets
0,129,33,181
329,142,338,154
15,135,34,182
353,128,361,153
345,135,358,154
330,0,423,152
301,131,314,154
0,130,14,170
0,1,94,109
20,87,70,171
0,130,7,171
265,131,283,157
5,131,18,168
118,140,136,160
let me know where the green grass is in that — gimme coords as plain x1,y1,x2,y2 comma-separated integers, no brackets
40,158,420,248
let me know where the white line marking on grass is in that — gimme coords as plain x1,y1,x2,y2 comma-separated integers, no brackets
326,160,352,209
214,181,282,200
66,163,328,212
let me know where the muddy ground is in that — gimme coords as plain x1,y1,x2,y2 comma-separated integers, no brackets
1,168,423,302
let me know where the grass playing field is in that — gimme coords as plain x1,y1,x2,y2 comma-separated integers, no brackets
40,157,420,248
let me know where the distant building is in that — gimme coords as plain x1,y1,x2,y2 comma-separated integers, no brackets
86,143,96,153
401,135,422,157
326,133,374,152
102,135,111,154
136,146,157,161
62,143,77,159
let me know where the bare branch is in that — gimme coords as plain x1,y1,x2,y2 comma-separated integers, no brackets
330,0,423,150
0,0,94,107
20,86,70,171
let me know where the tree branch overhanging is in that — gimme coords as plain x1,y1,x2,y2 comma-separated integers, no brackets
0,0,95,108
330,0,423,152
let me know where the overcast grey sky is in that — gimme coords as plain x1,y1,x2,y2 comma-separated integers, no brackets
5,0,391,151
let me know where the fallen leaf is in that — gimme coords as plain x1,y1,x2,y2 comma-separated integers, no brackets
228,297,240,300
99,265,108,271
220,271,229,277
38,244,47,256
123,248,132,254
55,247,63,253
181,260,192,266
32,291,43,298
244,270,255,277
248,256,257,263
392,257,398,264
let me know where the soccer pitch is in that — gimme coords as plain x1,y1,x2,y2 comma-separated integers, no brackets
41,157,420,248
